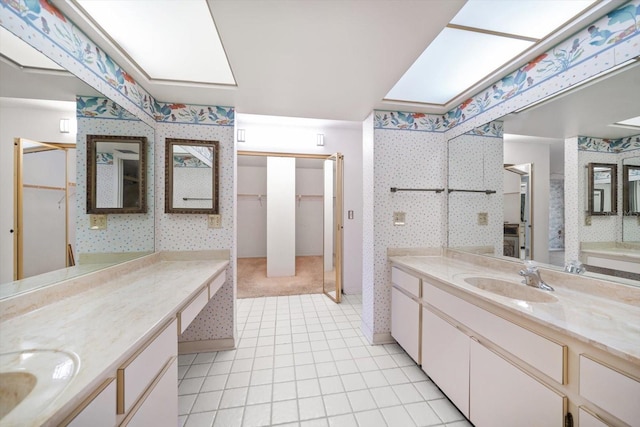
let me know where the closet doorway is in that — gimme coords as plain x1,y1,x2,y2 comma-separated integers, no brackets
13,138,76,280
237,151,343,302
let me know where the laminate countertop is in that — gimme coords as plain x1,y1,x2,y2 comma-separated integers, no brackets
389,255,640,365
0,253,228,427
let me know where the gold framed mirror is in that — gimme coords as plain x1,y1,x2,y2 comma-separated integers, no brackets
587,162,617,216
165,138,219,214
86,135,147,214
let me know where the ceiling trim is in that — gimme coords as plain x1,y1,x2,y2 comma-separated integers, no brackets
445,24,540,43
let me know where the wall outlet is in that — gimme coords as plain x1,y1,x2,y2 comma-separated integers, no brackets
478,212,488,226
89,214,107,230
393,212,406,226
585,215,592,226
208,214,222,228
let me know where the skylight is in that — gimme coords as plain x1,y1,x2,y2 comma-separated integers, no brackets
0,27,64,70
385,0,597,106
76,0,235,85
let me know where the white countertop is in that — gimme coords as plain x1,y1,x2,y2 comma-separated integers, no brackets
389,255,640,365
0,254,228,427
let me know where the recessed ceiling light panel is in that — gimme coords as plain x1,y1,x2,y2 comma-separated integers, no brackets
385,27,532,105
451,0,597,39
77,0,235,85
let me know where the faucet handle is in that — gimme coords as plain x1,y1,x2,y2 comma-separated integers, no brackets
524,260,538,271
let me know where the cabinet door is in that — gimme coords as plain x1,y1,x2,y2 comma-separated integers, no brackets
469,339,566,427
65,379,116,427
421,307,469,418
391,287,420,363
122,358,177,427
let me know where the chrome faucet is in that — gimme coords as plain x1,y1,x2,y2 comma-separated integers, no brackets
519,262,554,292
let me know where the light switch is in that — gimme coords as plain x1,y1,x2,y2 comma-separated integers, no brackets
348,210,354,220
89,214,107,230
393,212,406,226
478,212,488,226
208,214,222,228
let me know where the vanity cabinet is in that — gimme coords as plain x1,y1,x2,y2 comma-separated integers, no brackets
63,379,116,427
421,306,469,417
579,354,640,426
391,267,421,363
469,339,566,427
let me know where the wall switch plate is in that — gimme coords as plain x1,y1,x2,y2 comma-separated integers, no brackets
393,211,406,226
478,212,488,226
348,210,354,220
208,214,222,228
89,214,107,230
585,215,592,226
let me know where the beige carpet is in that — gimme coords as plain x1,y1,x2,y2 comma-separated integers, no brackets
237,256,324,298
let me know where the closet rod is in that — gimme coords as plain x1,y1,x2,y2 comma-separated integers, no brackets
23,184,66,191
237,194,324,198
182,197,212,201
390,187,445,193
447,189,497,194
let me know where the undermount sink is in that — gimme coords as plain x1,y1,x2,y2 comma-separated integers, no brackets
0,349,78,421
462,276,557,303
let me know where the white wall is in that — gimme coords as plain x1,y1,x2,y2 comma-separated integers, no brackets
0,103,76,283
267,157,296,277
504,140,551,264
235,115,363,294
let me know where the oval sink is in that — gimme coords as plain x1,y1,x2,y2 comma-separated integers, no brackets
0,350,78,421
0,372,37,419
463,276,557,303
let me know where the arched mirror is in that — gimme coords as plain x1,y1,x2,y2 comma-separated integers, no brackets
587,163,617,216
165,138,219,214
86,135,147,214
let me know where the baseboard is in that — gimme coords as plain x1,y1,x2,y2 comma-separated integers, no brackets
372,332,395,345
178,338,236,354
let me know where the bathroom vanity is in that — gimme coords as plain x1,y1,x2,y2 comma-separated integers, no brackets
0,251,228,426
389,250,640,427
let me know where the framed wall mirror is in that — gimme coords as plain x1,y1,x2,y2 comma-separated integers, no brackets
165,138,219,214
623,162,640,215
587,163,617,216
86,135,147,214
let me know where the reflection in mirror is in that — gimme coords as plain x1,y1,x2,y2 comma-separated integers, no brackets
447,61,640,286
165,138,219,214
623,161,640,215
87,135,147,214
587,163,617,216
503,163,532,260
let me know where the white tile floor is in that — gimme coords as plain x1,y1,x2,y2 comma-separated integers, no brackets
178,293,471,427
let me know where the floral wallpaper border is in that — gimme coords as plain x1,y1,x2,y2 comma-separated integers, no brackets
374,0,640,132
1,0,234,127
578,135,640,152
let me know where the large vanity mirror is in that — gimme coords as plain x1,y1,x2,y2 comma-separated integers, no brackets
87,135,147,214
165,138,219,214
0,27,154,296
447,59,640,286
587,163,617,216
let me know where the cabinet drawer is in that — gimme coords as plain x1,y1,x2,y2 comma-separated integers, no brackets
579,407,612,427
579,354,640,426
63,378,116,427
391,267,420,298
208,272,226,299
121,357,177,427
117,319,177,414
391,287,420,363
178,287,208,334
423,281,566,384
